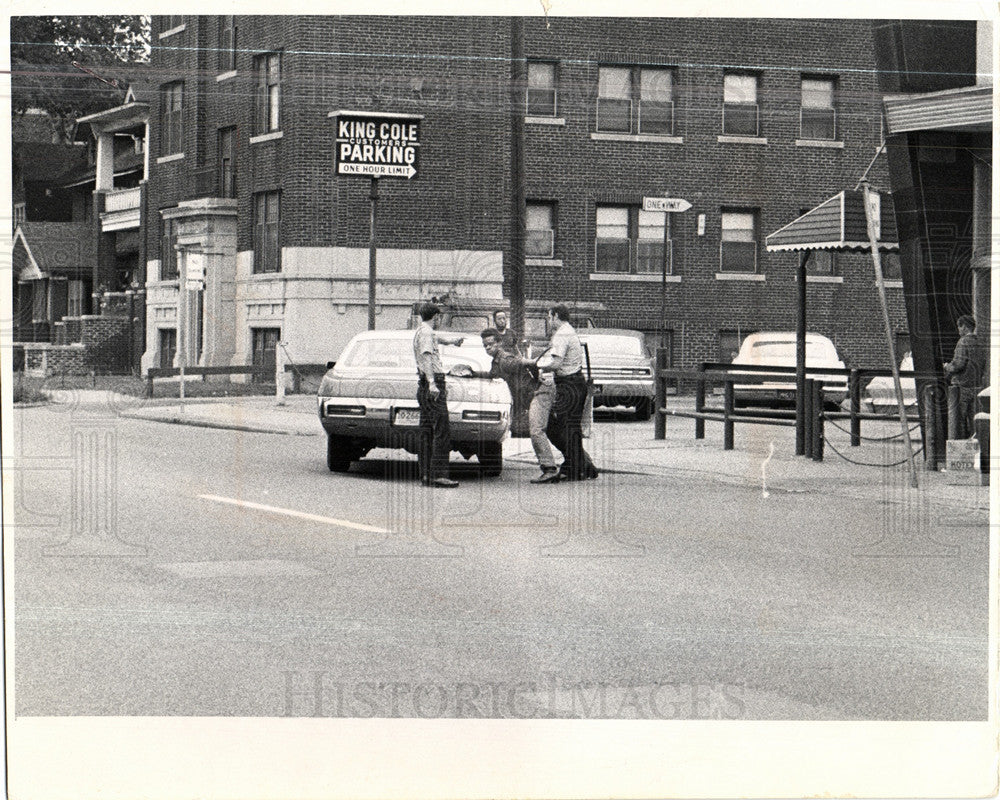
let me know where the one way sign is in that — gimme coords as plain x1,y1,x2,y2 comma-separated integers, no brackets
332,110,423,180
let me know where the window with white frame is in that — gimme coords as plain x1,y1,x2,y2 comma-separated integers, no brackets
253,191,281,273
218,15,237,72
597,66,675,135
526,202,556,257
800,76,836,140
254,52,281,134
161,82,183,155
723,72,759,136
720,210,758,272
595,205,672,274
527,61,557,116
13,203,26,228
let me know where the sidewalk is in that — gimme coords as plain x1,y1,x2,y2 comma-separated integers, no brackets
108,391,991,513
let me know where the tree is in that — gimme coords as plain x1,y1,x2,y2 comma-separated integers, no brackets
11,16,150,142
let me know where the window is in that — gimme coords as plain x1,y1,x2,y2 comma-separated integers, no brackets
13,203,25,229
526,202,555,257
527,61,557,116
218,127,236,198
720,210,758,272
165,15,183,30
882,252,902,280
718,330,743,363
799,210,837,275
723,72,759,136
218,15,237,72
161,217,178,280
68,279,85,317
597,66,676,135
595,205,672,274
254,52,281,133
801,76,836,140
161,82,183,155
253,191,281,273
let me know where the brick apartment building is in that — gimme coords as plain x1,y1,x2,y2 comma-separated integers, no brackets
145,15,911,375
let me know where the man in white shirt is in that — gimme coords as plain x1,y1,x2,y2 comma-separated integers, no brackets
413,303,462,487
540,304,598,481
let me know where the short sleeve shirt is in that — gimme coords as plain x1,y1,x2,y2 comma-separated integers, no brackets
549,321,583,377
496,327,520,354
951,333,987,390
413,322,443,375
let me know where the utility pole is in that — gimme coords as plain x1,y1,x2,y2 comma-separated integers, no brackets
509,16,526,338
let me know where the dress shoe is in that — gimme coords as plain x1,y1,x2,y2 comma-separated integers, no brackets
530,470,560,484
428,477,459,488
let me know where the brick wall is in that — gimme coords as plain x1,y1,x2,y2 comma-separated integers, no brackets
80,316,132,373
22,344,88,376
146,16,907,370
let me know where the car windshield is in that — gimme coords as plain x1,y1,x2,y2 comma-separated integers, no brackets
579,335,644,356
750,340,831,360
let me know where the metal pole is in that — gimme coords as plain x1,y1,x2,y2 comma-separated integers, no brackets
694,362,706,440
849,368,861,446
654,347,666,440
368,177,379,330
860,180,918,488
177,247,186,402
795,249,811,455
723,381,734,451
804,378,814,459
509,16,526,337
812,380,824,462
661,210,669,348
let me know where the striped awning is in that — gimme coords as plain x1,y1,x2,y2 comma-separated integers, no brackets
765,190,899,252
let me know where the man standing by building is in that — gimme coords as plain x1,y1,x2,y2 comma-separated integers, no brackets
413,302,461,487
542,304,598,481
943,314,988,439
493,310,520,354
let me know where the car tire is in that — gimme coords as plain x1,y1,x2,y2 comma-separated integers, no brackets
326,434,353,473
634,397,653,421
478,440,503,477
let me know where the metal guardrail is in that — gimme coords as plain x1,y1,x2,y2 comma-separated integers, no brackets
145,365,270,397
653,355,940,462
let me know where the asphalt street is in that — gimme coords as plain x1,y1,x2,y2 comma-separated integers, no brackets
10,402,989,720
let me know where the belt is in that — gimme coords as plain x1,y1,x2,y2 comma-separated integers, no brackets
554,370,584,382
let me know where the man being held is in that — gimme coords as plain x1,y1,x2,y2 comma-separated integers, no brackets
413,302,463,487
943,314,988,439
480,328,555,470
492,310,520,354
541,304,598,481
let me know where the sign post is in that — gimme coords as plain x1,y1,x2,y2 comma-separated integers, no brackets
331,110,423,329
643,197,691,348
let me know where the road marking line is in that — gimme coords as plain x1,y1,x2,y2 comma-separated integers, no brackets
198,494,389,533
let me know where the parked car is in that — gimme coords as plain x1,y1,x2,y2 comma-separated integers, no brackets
864,354,917,412
974,386,990,475
576,329,656,420
317,330,511,475
731,332,848,408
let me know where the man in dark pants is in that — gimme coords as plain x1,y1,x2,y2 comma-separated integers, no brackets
542,304,598,481
413,302,462,487
944,314,988,439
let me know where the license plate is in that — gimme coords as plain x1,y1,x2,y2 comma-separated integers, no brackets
778,390,795,400
393,408,421,426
